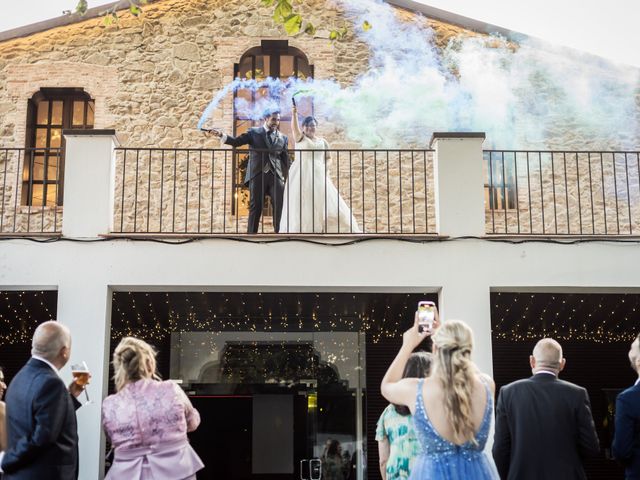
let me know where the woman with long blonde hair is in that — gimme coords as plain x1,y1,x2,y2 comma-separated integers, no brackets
101,337,204,479
381,312,499,479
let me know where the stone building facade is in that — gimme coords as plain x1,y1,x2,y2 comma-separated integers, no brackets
0,0,638,235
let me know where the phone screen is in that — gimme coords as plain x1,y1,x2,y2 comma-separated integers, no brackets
417,302,435,334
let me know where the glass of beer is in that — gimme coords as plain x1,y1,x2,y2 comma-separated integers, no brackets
71,361,91,403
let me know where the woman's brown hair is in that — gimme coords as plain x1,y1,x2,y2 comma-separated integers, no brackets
394,351,432,416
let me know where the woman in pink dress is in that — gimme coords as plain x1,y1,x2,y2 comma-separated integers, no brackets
101,337,204,479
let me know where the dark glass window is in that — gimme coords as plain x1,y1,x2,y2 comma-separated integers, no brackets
23,88,95,206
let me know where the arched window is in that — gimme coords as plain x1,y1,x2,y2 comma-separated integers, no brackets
23,88,95,206
232,41,313,216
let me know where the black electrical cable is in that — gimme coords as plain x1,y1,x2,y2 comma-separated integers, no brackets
1,234,639,247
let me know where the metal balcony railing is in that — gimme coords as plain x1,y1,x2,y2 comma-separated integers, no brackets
0,148,62,234
484,150,640,235
112,148,437,235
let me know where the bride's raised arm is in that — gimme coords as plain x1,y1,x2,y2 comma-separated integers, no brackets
291,104,304,143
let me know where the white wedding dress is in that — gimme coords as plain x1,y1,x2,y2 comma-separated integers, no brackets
280,135,362,233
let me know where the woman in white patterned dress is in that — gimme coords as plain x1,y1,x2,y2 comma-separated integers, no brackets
279,105,361,233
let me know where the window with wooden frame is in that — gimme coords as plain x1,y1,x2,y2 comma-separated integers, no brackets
484,154,517,211
23,88,95,206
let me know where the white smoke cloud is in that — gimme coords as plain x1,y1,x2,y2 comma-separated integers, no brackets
199,0,640,149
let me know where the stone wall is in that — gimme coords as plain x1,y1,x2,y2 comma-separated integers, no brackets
0,0,637,234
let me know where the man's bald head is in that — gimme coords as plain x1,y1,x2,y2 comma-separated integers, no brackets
32,321,72,369
530,338,565,374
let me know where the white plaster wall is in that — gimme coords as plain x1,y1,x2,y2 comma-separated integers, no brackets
2,238,640,361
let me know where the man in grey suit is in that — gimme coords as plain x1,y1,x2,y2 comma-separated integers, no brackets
492,338,600,480
0,321,86,480
209,109,290,233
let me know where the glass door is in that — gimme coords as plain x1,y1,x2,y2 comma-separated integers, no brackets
171,331,365,480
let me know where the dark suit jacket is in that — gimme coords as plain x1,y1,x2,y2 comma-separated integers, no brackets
613,382,640,479
492,373,600,480
1,358,81,480
224,126,290,184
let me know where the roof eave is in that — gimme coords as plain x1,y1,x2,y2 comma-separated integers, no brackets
0,1,136,43
386,0,526,40
0,0,528,45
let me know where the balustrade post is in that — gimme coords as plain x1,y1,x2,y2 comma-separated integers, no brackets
431,132,486,237
62,129,118,237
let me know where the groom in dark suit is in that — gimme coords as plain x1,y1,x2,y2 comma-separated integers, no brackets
210,109,290,233
613,333,640,479
0,321,86,480
492,338,600,480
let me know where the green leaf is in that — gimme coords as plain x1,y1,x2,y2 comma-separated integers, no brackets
272,0,293,23
103,12,119,26
362,20,372,31
283,14,302,35
130,5,141,16
75,0,88,15
329,30,338,40
261,0,275,5
303,22,316,36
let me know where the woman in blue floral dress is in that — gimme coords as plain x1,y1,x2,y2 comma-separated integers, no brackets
376,352,432,479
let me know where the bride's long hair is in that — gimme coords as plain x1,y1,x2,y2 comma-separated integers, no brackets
432,320,477,445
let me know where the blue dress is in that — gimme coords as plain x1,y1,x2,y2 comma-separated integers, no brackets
409,378,499,480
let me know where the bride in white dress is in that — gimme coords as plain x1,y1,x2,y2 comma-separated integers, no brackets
279,105,362,233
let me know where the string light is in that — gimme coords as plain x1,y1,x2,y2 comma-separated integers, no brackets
0,291,56,345
107,292,436,348
492,292,639,343
1,292,637,349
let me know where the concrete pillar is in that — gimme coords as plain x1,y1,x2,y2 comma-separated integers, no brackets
431,132,486,237
57,277,111,480
58,129,117,478
62,130,118,237
438,281,493,375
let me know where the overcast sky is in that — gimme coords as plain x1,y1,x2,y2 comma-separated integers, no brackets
2,0,639,67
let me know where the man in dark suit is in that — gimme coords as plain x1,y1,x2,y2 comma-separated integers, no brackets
210,109,290,233
492,338,600,480
0,321,86,480
613,333,640,479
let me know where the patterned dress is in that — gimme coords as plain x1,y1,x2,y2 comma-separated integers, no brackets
376,404,422,479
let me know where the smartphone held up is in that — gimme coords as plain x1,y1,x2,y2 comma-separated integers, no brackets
417,301,436,335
